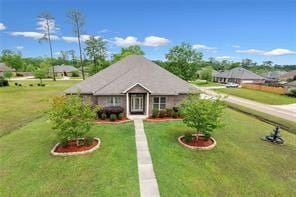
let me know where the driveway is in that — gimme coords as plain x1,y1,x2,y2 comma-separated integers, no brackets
194,85,296,123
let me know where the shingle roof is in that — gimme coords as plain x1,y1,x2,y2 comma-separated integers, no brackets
0,63,16,72
65,55,193,95
280,70,296,80
261,71,287,79
214,67,265,80
50,65,78,73
285,80,296,87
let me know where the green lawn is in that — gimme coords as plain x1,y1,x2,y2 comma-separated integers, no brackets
216,88,296,105
0,118,139,196
0,80,79,136
144,109,296,196
191,80,224,87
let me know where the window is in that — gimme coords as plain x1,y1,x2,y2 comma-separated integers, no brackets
107,97,121,106
153,96,166,110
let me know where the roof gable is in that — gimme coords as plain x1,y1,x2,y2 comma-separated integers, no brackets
65,55,191,95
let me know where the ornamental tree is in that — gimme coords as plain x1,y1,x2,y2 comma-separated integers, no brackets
49,95,98,145
180,95,225,139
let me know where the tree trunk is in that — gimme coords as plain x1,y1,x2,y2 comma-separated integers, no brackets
46,18,56,81
76,23,85,80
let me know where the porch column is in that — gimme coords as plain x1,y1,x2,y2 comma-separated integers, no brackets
146,92,149,118
126,93,129,117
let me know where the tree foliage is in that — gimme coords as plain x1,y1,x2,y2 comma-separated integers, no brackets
200,66,213,81
49,95,97,143
33,68,47,84
112,45,144,63
180,95,225,137
165,42,202,80
3,71,13,80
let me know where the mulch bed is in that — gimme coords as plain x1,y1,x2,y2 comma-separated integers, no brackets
96,117,130,123
181,136,214,147
54,139,99,153
146,117,182,122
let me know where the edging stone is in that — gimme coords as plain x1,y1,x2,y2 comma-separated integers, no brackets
178,134,216,150
50,138,101,156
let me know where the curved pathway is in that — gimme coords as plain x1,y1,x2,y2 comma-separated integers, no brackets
134,119,160,197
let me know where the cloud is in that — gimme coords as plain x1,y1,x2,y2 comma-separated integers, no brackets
232,45,240,48
264,48,296,56
192,44,217,51
10,31,59,40
113,36,141,47
62,34,100,43
37,18,59,34
0,23,6,31
236,48,296,56
16,46,24,50
235,49,265,55
216,56,237,60
98,29,109,33
142,36,170,47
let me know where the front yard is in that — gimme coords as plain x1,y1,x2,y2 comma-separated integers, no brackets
215,87,296,105
144,109,296,196
0,80,79,136
0,118,139,196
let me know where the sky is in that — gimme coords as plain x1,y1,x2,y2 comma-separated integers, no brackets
0,0,295,65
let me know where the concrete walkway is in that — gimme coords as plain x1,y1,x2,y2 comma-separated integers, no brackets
134,119,160,197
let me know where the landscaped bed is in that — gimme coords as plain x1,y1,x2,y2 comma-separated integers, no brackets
144,108,296,196
0,117,140,196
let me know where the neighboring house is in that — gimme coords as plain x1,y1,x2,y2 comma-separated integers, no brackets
261,71,287,81
65,55,195,118
279,70,296,81
284,80,296,92
0,63,16,77
213,67,265,84
49,65,79,77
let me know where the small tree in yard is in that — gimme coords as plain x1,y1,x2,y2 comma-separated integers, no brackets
33,69,46,85
49,95,97,145
3,71,13,81
180,95,225,140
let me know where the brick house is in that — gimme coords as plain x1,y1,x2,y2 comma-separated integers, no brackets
65,55,195,118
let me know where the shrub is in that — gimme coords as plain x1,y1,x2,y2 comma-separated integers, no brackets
159,109,166,118
184,133,194,143
172,106,179,112
286,88,296,97
180,95,225,140
101,113,107,120
152,108,159,118
118,113,123,120
204,132,211,139
49,95,97,146
60,138,68,147
166,108,173,117
172,111,178,118
18,84,22,86
41,84,46,87
71,71,80,77
15,82,18,86
85,136,93,146
37,83,41,86
110,114,117,121
103,106,124,117
29,84,33,87
0,77,9,87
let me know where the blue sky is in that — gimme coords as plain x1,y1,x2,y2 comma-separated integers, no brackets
0,0,295,64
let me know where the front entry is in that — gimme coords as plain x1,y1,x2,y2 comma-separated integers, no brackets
130,94,145,114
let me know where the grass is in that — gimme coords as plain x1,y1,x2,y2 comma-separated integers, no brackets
215,88,296,105
191,80,223,87
227,102,296,134
0,80,79,136
0,118,139,196
144,109,296,196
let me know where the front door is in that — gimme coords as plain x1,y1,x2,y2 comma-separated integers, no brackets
131,95,144,113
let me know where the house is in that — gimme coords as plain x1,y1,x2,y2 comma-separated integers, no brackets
279,70,296,81
284,81,296,92
65,55,194,118
213,67,265,84
0,63,16,77
49,65,79,77
261,71,287,81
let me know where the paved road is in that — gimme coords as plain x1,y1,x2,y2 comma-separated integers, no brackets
195,85,296,123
